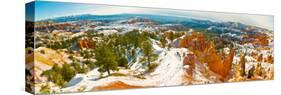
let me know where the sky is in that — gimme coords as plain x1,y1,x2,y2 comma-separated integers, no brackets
26,1,274,30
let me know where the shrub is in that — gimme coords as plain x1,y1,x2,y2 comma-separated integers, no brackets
146,63,159,73
40,83,50,94
111,73,127,77
40,50,45,54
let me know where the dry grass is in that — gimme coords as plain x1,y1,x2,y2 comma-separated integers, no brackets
34,47,67,66
111,73,128,77
35,53,54,66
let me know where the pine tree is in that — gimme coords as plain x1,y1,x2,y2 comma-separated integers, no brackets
80,49,94,71
61,63,75,82
54,73,66,87
167,31,175,41
160,36,167,48
118,57,129,69
94,44,119,76
141,41,158,68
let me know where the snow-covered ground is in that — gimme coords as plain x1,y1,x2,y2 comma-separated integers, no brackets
59,30,274,93
61,42,190,92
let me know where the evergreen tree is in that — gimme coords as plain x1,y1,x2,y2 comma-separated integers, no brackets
84,60,95,70
61,63,75,82
167,32,175,41
160,36,167,48
41,63,76,88
94,44,119,76
118,57,129,69
54,73,65,87
141,41,158,68
80,49,94,71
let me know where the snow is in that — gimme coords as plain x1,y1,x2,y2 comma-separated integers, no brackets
150,39,164,53
192,62,217,84
98,30,118,35
94,23,156,34
129,48,143,71
71,32,85,38
66,74,85,87
61,45,190,92
61,31,274,93
149,48,188,86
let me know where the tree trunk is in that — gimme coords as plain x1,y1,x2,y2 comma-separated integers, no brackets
147,56,151,68
107,68,111,76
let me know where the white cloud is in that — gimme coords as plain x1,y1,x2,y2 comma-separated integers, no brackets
89,6,148,15
184,11,274,30
85,5,273,30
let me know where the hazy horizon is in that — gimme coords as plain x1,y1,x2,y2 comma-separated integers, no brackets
26,1,274,30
